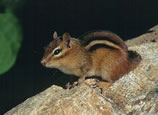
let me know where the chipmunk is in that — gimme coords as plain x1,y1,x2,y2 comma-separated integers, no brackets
41,31,141,85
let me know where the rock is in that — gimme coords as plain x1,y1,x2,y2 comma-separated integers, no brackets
5,25,158,115
126,25,158,46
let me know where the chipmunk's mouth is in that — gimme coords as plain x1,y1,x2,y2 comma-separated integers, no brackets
41,60,56,68
41,59,50,67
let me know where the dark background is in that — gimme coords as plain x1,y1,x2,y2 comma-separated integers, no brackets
0,0,158,114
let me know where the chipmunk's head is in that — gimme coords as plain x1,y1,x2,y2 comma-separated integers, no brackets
41,31,74,68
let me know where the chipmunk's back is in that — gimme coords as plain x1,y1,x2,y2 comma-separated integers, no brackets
80,31,136,82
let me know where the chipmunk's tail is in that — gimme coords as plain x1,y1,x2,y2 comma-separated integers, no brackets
128,51,142,71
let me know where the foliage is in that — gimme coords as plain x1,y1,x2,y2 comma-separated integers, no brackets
0,9,22,75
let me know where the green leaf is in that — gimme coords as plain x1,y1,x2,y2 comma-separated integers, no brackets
0,9,22,75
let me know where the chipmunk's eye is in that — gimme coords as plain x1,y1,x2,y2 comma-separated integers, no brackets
53,48,62,55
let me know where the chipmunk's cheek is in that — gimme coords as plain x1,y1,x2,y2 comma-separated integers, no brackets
47,60,60,68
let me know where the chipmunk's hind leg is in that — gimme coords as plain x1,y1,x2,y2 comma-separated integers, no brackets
128,50,142,70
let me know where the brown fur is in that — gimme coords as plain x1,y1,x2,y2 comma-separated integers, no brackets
108,50,129,81
41,31,141,85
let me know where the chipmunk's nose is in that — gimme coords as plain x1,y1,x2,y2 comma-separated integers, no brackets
41,59,46,66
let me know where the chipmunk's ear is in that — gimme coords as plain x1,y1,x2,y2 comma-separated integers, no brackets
53,31,58,39
63,32,71,48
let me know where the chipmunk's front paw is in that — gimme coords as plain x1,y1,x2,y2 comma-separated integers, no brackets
72,80,83,88
72,81,78,87
65,81,79,89
66,77,85,89
65,82,72,89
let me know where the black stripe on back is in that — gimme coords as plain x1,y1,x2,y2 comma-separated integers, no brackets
88,44,118,52
84,37,120,46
